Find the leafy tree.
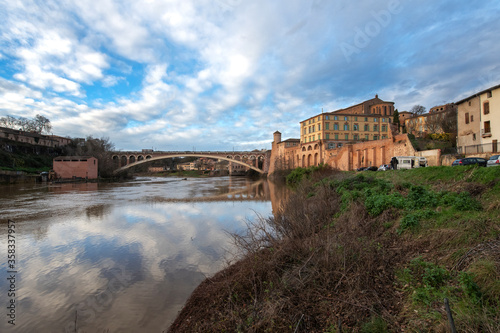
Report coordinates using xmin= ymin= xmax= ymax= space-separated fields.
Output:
xmin=393 ymin=109 xmax=400 ymax=131
xmin=410 ymin=105 xmax=426 ymax=116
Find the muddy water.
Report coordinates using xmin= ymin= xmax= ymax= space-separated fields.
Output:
xmin=0 ymin=177 xmax=281 ymax=332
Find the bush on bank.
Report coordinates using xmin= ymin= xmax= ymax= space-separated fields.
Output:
xmin=169 ymin=166 xmax=500 ymax=332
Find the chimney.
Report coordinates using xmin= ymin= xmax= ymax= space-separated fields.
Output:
xmin=273 ymin=131 xmax=282 ymax=143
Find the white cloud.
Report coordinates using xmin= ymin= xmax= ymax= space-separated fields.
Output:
xmin=0 ymin=0 xmax=499 ymax=150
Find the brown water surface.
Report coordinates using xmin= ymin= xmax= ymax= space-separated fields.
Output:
xmin=0 ymin=176 xmax=281 ymax=332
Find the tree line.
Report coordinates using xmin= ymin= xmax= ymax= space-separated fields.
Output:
xmin=0 ymin=114 xmax=52 ymax=134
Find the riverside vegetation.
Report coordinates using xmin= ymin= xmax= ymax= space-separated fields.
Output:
xmin=169 ymin=165 xmax=500 ymax=332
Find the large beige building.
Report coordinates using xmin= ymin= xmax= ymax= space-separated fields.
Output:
xmin=300 ymin=95 xmax=394 ymax=149
xmin=456 ymin=84 xmax=500 ymax=154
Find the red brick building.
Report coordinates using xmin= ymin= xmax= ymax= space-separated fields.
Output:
xmin=53 ymin=156 xmax=98 ymax=179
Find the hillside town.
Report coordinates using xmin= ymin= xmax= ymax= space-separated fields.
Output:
xmin=269 ymin=83 xmax=499 ymax=174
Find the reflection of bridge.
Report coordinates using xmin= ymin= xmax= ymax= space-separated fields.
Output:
xmin=144 ymin=179 xmax=271 ymax=203
xmin=112 ymin=151 xmax=271 ymax=174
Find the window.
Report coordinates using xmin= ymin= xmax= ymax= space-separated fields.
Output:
xmin=334 ymin=123 xmax=339 ymax=130
xmin=344 ymin=116 xmax=349 ymax=121
xmin=353 ymin=134 xmax=359 ymax=140
xmin=318 ymin=124 xmax=321 ymax=131
xmin=364 ymin=124 xmax=369 ymax=131
xmin=373 ymin=135 xmax=379 ymax=140
xmin=365 ymin=134 xmax=369 ymax=140
xmin=374 ymin=118 xmax=378 ymax=122
xmin=353 ymin=124 xmax=359 ymax=131
xmin=484 ymin=102 xmax=490 ymax=115
xmin=389 ymin=119 xmax=391 ymax=123
xmin=384 ymin=106 xmax=387 ymax=115
xmin=312 ymin=125 xmax=315 ymax=132
xmin=373 ymin=125 xmax=378 ymax=131
xmin=325 ymin=122 xmax=330 ymax=130
xmin=473 ymin=133 xmax=476 ymax=140
xmin=471 ymin=115 xmax=474 ymax=122
xmin=365 ymin=117 xmax=368 ymax=122
xmin=335 ymin=134 xmax=338 ymax=140
xmin=355 ymin=117 xmax=358 ymax=121
xmin=484 ymin=121 xmax=491 ymax=133
xmin=487 ymin=91 xmax=492 ymax=98
xmin=303 ymin=128 xmax=306 ymax=135
xmin=318 ymin=116 xmax=321 ymax=121
xmin=344 ymin=124 xmax=349 ymax=131
xmin=326 ymin=133 xmax=330 ymax=139
xmin=465 ymin=113 xmax=469 ymax=124
xmin=337 ymin=143 xmax=343 ymax=148
xmin=382 ymin=118 xmax=385 ymax=122
xmin=334 ymin=115 xmax=338 ymax=120
xmin=325 ymin=115 xmax=329 ymax=120
xmin=382 ymin=125 xmax=387 ymax=131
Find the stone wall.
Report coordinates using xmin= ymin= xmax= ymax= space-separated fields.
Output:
xmin=269 ymin=132 xmax=417 ymax=174
xmin=415 ymin=149 xmax=441 ymax=166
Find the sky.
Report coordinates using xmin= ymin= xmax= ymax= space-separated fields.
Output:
xmin=1 ymin=0 xmax=499 ymax=151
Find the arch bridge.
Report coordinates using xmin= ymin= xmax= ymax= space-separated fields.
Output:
xmin=111 ymin=150 xmax=270 ymax=174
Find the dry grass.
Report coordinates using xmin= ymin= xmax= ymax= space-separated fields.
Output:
xmin=169 ymin=168 xmax=500 ymax=332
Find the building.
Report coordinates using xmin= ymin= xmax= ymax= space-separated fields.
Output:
xmin=0 ymin=126 xmax=72 ymax=147
xmin=456 ymin=84 xmax=500 ymax=154
xmin=266 ymin=95 xmax=425 ymax=173
xmin=397 ymin=111 xmax=414 ymax=132
xmin=148 ymin=167 xmax=166 ymax=173
xmin=404 ymin=104 xmax=457 ymax=137
xmin=300 ymin=95 xmax=394 ymax=149
xmin=53 ymin=156 xmax=98 ymax=179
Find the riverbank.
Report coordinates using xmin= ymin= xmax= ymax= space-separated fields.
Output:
xmin=169 ymin=166 xmax=500 ymax=332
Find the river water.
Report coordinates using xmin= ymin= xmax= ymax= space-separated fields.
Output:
xmin=0 ymin=176 xmax=283 ymax=332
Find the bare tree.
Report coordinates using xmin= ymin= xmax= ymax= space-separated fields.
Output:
xmin=0 ymin=115 xmax=19 ymax=128
xmin=406 ymin=118 xmax=417 ymax=135
xmin=0 ymin=114 xmax=52 ymax=134
xmin=34 ymin=114 xmax=52 ymax=134
xmin=65 ymin=136 xmax=116 ymax=177
xmin=410 ymin=105 xmax=426 ymax=116
xmin=439 ymin=108 xmax=457 ymax=134
xmin=425 ymin=114 xmax=442 ymax=134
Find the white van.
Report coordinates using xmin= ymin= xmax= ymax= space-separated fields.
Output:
xmin=393 ymin=156 xmax=427 ymax=169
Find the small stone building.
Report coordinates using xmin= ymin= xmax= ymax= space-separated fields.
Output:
xmin=53 ymin=156 xmax=98 ymax=179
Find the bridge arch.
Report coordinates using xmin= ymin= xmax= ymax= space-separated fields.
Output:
xmin=113 ymin=153 xmax=265 ymax=174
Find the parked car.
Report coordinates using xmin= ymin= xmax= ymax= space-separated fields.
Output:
xmin=364 ymin=166 xmax=378 ymax=171
xmin=451 ymin=157 xmax=487 ymax=167
xmin=486 ymin=154 xmax=500 ymax=167
xmin=378 ymin=164 xmax=391 ymax=171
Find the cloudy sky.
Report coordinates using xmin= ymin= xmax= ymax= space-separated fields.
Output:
xmin=1 ymin=0 xmax=499 ymax=151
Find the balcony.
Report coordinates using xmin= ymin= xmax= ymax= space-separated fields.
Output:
xmin=482 ymin=128 xmax=492 ymax=138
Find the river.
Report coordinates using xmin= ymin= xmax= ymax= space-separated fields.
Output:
xmin=0 ymin=176 xmax=284 ymax=332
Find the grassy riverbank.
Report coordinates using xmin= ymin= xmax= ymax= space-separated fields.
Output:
xmin=169 ymin=166 xmax=500 ymax=332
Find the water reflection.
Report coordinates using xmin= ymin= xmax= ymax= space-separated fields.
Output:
xmin=0 ymin=177 xmax=286 ymax=332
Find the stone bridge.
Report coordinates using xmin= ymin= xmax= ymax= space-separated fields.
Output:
xmin=111 ymin=150 xmax=271 ymax=174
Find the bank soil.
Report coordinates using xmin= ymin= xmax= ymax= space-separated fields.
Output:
xmin=169 ymin=168 xmax=500 ymax=332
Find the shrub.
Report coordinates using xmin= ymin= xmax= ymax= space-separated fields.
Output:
xmin=452 ymin=192 xmax=482 ymax=211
